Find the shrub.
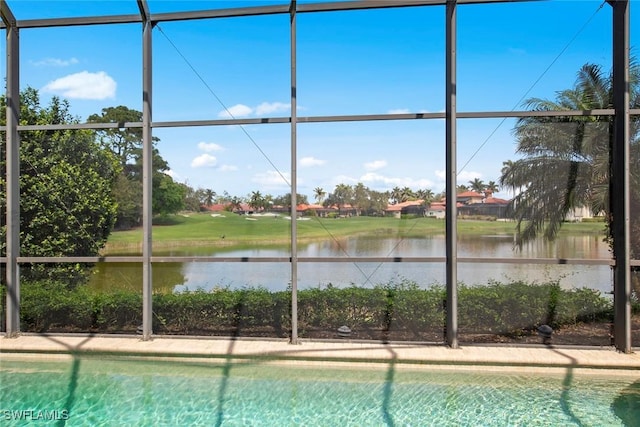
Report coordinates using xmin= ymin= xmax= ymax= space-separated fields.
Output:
xmin=15 ymin=279 xmax=614 ymax=340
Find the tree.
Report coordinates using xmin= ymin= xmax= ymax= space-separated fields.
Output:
xmin=415 ymin=188 xmax=434 ymax=203
xmin=153 ymin=172 xmax=186 ymax=216
xmin=204 ymin=189 xmax=216 ymax=206
xmin=88 ymin=106 xmax=184 ymax=226
xmin=367 ymin=190 xmax=390 ymax=215
xmin=180 ymin=184 xmax=204 ymax=212
xmin=398 ymin=186 xmax=413 ymax=203
xmin=249 ymin=190 xmax=265 ymax=211
xmin=87 ymin=106 xmax=144 ymax=166
xmin=390 ymin=186 xmax=402 ymax=204
xmin=313 ymin=187 xmax=326 ymax=205
xmin=0 ymin=88 xmax=119 ymax=284
xmin=468 ymin=178 xmax=486 ymax=193
xmin=272 ymin=193 xmax=308 ymax=208
xmin=129 ymin=146 xmax=185 ymax=218
xmin=228 ymin=196 xmax=244 ymax=212
xmin=332 ymin=184 xmax=354 ymax=210
xmin=500 ymin=62 xmax=640 ymax=254
xmin=485 ymin=181 xmax=499 ymax=196
xmin=352 ymin=182 xmax=369 ymax=216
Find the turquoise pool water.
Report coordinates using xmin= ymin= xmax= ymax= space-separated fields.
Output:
xmin=1 ymin=356 xmax=639 ymax=426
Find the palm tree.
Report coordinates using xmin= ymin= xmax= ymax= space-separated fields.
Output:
xmin=204 ymin=189 xmax=216 ymax=206
xmin=333 ymin=183 xmax=353 ymax=212
xmin=484 ymin=181 xmax=499 ymax=197
xmin=249 ymin=190 xmax=264 ymax=211
xmin=229 ymin=196 xmax=243 ymax=213
xmin=390 ymin=186 xmax=402 ymax=204
xmin=468 ymin=178 xmax=485 ymax=194
xmin=500 ymin=62 xmax=640 ymax=251
xmin=415 ymin=188 xmax=434 ymax=203
xmin=400 ymin=186 xmax=414 ymax=203
xmin=313 ymin=187 xmax=326 ymax=205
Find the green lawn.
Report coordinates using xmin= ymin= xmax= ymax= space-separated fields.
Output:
xmin=102 ymin=212 xmax=606 ymax=254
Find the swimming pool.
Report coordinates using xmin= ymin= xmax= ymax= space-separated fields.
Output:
xmin=1 ymin=356 xmax=638 ymax=426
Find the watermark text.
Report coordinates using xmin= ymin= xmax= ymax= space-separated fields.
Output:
xmin=2 ymin=409 xmax=69 ymax=421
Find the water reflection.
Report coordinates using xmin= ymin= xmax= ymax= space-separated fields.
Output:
xmin=88 ymin=235 xmax=613 ymax=293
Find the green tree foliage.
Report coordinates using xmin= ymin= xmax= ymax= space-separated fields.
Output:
xmin=330 ymin=183 xmax=354 ymax=208
xmin=456 ymin=184 xmax=468 ymax=193
xmin=272 ymin=193 xmax=308 ymax=208
xmin=87 ymin=106 xmax=144 ymax=166
xmin=313 ymin=187 xmax=326 ymax=205
xmin=390 ymin=186 xmax=402 ymax=204
xmin=204 ymin=189 xmax=216 ymax=206
xmin=0 ymin=88 xmax=119 ymax=284
xmin=87 ymin=105 xmax=184 ymax=227
xmin=468 ymin=178 xmax=486 ymax=193
xmin=500 ymin=63 xmax=640 ymax=253
xmin=324 ymin=183 xmax=390 ymax=216
xmin=249 ymin=190 xmax=265 ymax=211
xmin=415 ymin=188 xmax=434 ymax=203
xmin=181 ymin=184 xmax=204 ymax=212
xmin=153 ymin=172 xmax=185 ymax=216
xmin=485 ymin=181 xmax=499 ymax=195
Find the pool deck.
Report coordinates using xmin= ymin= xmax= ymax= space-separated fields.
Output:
xmin=2 ymin=335 xmax=640 ymax=375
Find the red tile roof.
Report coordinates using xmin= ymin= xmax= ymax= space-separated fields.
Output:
xmin=456 ymin=191 xmax=484 ymax=198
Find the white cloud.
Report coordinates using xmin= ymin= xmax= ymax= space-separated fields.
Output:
xmin=219 ymin=164 xmax=238 ymax=172
xmin=300 ymin=156 xmax=326 ymax=167
xmin=388 ymin=108 xmax=410 ymax=114
xmin=435 ymin=169 xmax=481 ymax=185
xmin=330 ymin=174 xmax=358 ymax=187
xmin=217 ymin=101 xmax=292 ymax=118
xmin=364 ymin=160 xmax=387 ymax=171
xmin=218 ymin=104 xmax=253 ymax=118
xmin=255 ymin=102 xmax=290 ymax=115
xmin=32 ymin=57 xmax=79 ymax=67
xmin=360 ymin=172 xmax=433 ymax=189
xmin=42 ymin=71 xmax=116 ymax=100
xmin=191 ymin=154 xmax=218 ymax=168
xmin=252 ymin=170 xmax=291 ymax=188
xmin=197 ymin=142 xmax=224 ymax=152
xmin=164 ymin=169 xmax=179 ymax=180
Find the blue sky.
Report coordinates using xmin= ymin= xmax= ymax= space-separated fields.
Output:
xmin=1 ymin=0 xmax=633 ymax=200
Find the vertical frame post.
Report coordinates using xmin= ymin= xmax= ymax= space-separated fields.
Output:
xmin=289 ymin=0 xmax=299 ymax=344
xmin=610 ymin=0 xmax=631 ymax=353
xmin=445 ymin=0 xmax=458 ymax=348
xmin=2 ymin=1 xmax=20 ymax=337
xmin=139 ymin=0 xmax=153 ymax=340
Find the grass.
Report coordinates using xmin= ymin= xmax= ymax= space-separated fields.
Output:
xmin=101 ymin=212 xmax=607 ymax=254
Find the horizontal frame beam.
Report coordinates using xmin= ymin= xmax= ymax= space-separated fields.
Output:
xmin=11 ymin=256 xmax=616 ymax=266
xmin=0 ymin=109 xmax=621 ymax=132
xmin=1 ymin=0 xmax=535 ymax=28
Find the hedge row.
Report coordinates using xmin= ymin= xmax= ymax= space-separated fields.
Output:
xmin=5 ymin=279 xmax=620 ymax=341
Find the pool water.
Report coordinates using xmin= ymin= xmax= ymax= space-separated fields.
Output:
xmin=1 ymin=357 xmax=639 ymax=426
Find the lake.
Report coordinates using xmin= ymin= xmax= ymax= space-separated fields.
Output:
xmin=89 ymin=234 xmax=613 ymax=294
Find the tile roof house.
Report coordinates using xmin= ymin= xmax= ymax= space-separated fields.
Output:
xmin=385 ymin=200 xmax=426 ymax=218
xmin=456 ymin=191 xmax=485 ymax=204
xmin=458 ymin=195 xmax=510 ymax=218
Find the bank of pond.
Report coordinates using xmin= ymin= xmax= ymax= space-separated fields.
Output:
xmin=10 ymin=279 xmax=637 ymax=345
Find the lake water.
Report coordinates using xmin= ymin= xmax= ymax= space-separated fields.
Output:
xmin=89 ymin=234 xmax=614 ymax=294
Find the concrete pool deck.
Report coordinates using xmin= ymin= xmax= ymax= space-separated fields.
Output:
xmin=2 ymin=335 xmax=640 ymax=375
